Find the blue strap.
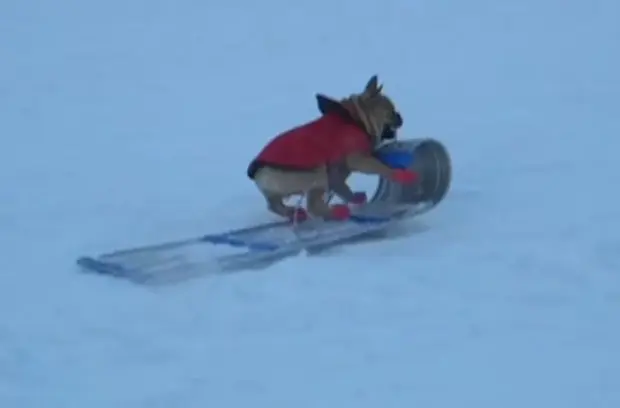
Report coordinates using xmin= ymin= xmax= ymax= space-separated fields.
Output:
xmin=201 ymin=214 xmax=390 ymax=252
xmin=201 ymin=234 xmax=280 ymax=251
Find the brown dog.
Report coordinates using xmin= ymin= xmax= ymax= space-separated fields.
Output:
xmin=249 ymin=75 xmax=409 ymax=220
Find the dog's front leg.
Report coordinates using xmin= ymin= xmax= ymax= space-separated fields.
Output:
xmin=345 ymin=153 xmax=393 ymax=178
xmin=332 ymin=181 xmax=355 ymax=202
xmin=329 ymin=174 xmax=356 ymax=202
xmin=327 ymin=163 xmax=355 ymax=201
xmin=306 ymin=187 xmax=332 ymax=218
xmin=266 ymin=195 xmax=296 ymax=218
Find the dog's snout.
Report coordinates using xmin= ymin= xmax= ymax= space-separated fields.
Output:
xmin=380 ymin=125 xmax=397 ymax=141
xmin=393 ymin=112 xmax=403 ymax=128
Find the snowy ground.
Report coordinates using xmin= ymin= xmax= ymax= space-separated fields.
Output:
xmin=1 ymin=0 xmax=619 ymax=407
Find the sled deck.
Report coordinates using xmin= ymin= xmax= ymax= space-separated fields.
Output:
xmin=76 ymin=202 xmax=431 ymax=285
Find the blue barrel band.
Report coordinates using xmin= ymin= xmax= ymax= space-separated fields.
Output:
xmin=375 ymin=151 xmax=414 ymax=169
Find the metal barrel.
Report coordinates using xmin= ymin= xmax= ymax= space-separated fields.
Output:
xmin=371 ymin=138 xmax=452 ymax=209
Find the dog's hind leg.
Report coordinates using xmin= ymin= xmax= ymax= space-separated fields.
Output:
xmin=265 ymin=194 xmax=298 ymax=218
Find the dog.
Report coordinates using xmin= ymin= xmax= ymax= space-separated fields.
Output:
xmin=247 ymin=75 xmax=417 ymax=221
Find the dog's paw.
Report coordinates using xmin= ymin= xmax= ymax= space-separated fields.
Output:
xmin=328 ymin=204 xmax=351 ymax=220
xmin=287 ymin=208 xmax=308 ymax=222
xmin=349 ymin=191 xmax=367 ymax=205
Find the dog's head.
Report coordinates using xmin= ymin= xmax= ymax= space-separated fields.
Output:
xmin=341 ymin=75 xmax=403 ymax=145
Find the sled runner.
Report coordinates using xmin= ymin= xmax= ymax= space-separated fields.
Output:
xmin=76 ymin=138 xmax=451 ymax=285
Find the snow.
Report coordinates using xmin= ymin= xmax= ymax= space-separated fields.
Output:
xmin=1 ymin=0 xmax=620 ymax=406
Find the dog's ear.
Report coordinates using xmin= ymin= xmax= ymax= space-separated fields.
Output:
xmin=363 ymin=75 xmax=383 ymax=97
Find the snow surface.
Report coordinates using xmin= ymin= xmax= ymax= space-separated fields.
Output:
xmin=2 ymin=0 xmax=620 ymax=406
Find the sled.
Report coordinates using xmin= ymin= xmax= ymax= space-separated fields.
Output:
xmin=76 ymin=138 xmax=452 ymax=285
